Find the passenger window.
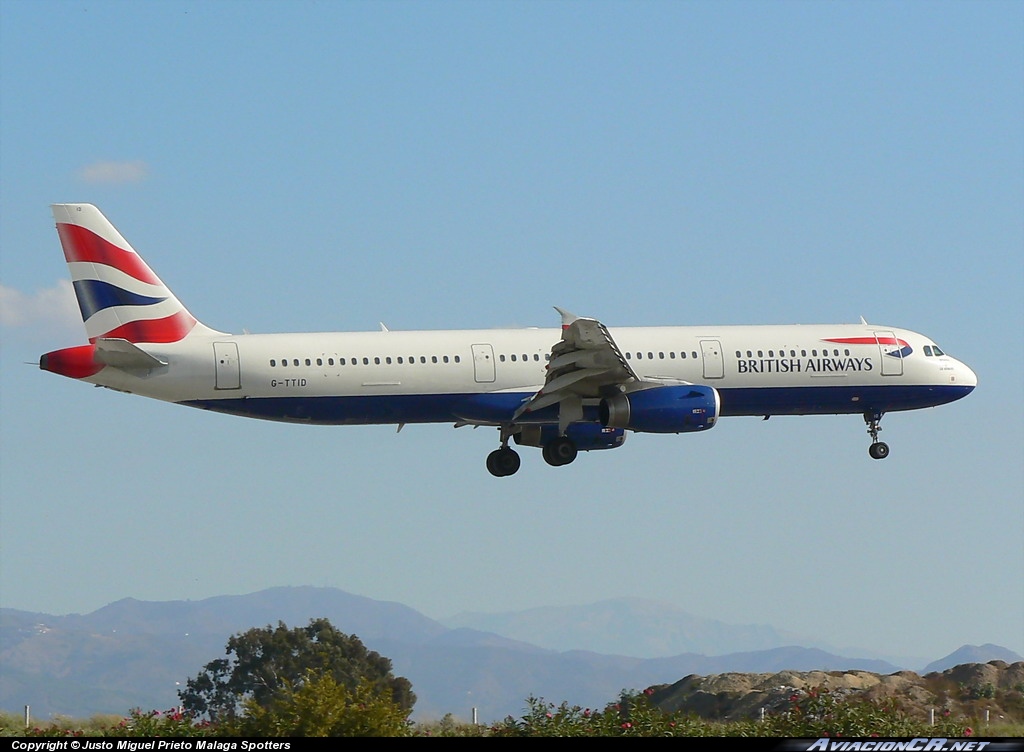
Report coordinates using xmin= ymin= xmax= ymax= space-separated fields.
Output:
xmin=432 ymin=356 xmax=438 ymax=363
xmin=316 ymin=358 xmax=323 ymax=366
xmin=270 ymin=359 xmax=277 ymax=367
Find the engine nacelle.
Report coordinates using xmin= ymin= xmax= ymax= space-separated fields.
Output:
xmin=514 ymin=423 xmax=626 ymax=451
xmin=600 ymin=385 xmax=720 ymax=434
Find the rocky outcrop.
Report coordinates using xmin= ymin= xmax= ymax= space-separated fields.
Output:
xmin=648 ymin=661 xmax=1024 ymax=722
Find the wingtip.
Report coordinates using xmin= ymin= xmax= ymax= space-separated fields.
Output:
xmin=554 ymin=307 xmax=578 ymax=328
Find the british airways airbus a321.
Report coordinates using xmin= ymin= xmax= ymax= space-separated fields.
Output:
xmin=40 ymin=204 xmax=977 ymax=476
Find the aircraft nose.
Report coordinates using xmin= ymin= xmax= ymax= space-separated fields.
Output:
xmin=957 ymin=360 xmax=978 ymax=388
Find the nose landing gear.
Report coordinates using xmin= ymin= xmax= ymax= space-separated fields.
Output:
xmin=864 ymin=410 xmax=890 ymax=460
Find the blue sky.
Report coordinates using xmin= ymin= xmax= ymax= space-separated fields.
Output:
xmin=1 ymin=0 xmax=1021 ymax=666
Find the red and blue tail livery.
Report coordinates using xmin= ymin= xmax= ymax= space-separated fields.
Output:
xmin=51 ymin=203 xmax=215 ymax=344
xmin=41 ymin=203 xmax=977 ymax=475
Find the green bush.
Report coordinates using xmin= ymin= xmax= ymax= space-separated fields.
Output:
xmin=489 ymin=690 xmax=716 ymax=737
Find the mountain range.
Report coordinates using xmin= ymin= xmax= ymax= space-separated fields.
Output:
xmin=1 ymin=586 xmax=1018 ymax=723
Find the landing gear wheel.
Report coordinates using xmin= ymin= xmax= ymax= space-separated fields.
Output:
xmin=486 ymin=447 xmax=521 ymax=477
xmin=542 ymin=436 xmax=578 ymax=467
xmin=869 ymin=441 xmax=890 ymax=460
xmin=863 ymin=410 xmax=889 ymax=460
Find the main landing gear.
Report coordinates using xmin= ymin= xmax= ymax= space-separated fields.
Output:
xmin=486 ymin=425 xmax=521 ymax=477
xmin=485 ymin=427 xmax=579 ymax=476
xmin=486 ymin=445 xmax=521 ymax=477
xmin=863 ymin=410 xmax=890 ymax=460
xmin=541 ymin=435 xmax=578 ymax=467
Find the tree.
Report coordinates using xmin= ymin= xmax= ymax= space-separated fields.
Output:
xmin=230 ymin=672 xmax=412 ymax=737
xmin=179 ymin=618 xmax=414 ymax=722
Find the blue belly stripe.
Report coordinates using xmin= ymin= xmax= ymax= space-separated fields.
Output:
xmin=180 ymin=384 xmax=974 ymax=426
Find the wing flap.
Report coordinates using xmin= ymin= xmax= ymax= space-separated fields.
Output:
xmin=514 ymin=309 xmax=639 ymax=425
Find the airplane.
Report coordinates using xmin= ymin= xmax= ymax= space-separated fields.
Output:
xmin=40 ymin=203 xmax=977 ymax=476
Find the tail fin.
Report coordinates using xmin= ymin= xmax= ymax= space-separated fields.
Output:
xmin=51 ymin=203 xmax=221 ymax=343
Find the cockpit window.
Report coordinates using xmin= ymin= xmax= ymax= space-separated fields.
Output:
xmin=932 ymin=345 xmax=944 ymax=356
xmin=924 ymin=345 xmax=946 ymax=357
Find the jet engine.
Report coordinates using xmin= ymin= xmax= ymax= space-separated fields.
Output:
xmin=600 ymin=384 xmax=719 ymax=433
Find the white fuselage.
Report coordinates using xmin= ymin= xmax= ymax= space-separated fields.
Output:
xmin=79 ymin=322 xmax=977 ymax=426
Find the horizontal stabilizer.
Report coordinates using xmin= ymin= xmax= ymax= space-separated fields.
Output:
xmin=94 ymin=338 xmax=167 ymax=369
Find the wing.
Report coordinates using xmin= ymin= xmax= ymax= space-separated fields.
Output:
xmin=513 ymin=308 xmax=639 ymax=433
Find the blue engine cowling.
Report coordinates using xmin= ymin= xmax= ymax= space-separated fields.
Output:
xmin=600 ymin=385 xmax=720 ymax=433
xmin=514 ymin=423 xmax=626 ymax=451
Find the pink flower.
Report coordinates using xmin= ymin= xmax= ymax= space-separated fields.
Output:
xmin=965 ymin=728 xmax=973 ymax=737
xmin=621 ymin=722 xmax=632 ymax=729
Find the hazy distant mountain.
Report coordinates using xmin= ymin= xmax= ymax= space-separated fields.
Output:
xmin=61 ymin=586 xmax=448 ymax=643
xmin=0 ymin=587 xmax=1014 ymax=723
xmin=923 ymin=643 xmax=1023 ymax=673
xmin=442 ymin=597 xmax=827 ymax=658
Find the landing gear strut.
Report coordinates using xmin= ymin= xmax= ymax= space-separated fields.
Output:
xmin=863 ymin=410 xmax=890 ymax=460
xmin=486 ymin=426 xmax=521 ymax=477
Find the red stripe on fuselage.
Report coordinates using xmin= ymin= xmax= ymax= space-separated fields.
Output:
xmin=824 ymin=336 xmax=908 ymax=347
xmin=56 ymin=223 xmax=161 ymax=285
